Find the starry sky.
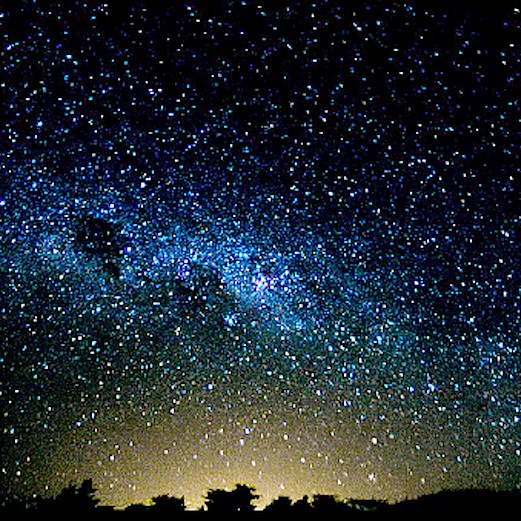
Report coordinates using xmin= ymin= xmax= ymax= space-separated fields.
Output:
xmin=1 ymin=0 xmax=520 ymax=510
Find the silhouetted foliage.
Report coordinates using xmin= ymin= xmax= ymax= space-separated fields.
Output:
xmin=204 ymin=483 xmax=259 ymax=514
xmin=22 ymin=478 xmax=101 ymax=514
xmin=61 ymin=478 xmax=99 ymax=510
xmin=349 ymin=498 xmax=389 ymax=511
xmin=292 ymin=494 xmax=313 ymax=514
xmin=388 ymin=488 xmax=521 ymax=516
xmin=2 ymin=480 xmax=521 ymax=518
xmin=151 ymin=494 xmax=186 ymax=513
xmin=311 ymin=493 xmax=351 ymax=515
xmin=124 ymin=502 xmax=151 ymax=514
xmin=263 ymin=495 xmax=293 ymax=514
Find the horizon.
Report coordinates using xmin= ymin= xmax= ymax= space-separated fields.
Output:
xmin=6 ymin=477 xmax=520 ymax=511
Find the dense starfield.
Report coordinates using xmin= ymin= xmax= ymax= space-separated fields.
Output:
xmin=1 ymin=0 xmax=520 ymax=510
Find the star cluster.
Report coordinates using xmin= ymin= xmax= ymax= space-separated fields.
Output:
xmin=1 ymin=1 xmax=520 ymax=509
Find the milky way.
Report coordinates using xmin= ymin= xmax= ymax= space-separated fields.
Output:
xmin=1 ymin=1 xmax=520 ymax=509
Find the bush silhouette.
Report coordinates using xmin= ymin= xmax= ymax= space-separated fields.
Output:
xmin=151 ymin=494 xmax=186 ymax=513
xmin=58 ymin=479 xmax=99 ymax=510
xmin=311 ymin=493 xmax=350 ymax=514
xmin=34 ymin=478 xmax=100 ymax=513
xmin=263 ymin=495 xmax=293 ymax=514
xmin=204 ymin=483 xmax=259 ymax=513
xmin=2 ymin=479 xmax=521 ymax=516
xmin=292 ymin=494 xmax=313 ymax=514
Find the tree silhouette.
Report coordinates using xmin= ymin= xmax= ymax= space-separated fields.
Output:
xmin=150 ymin=494 xmax=186 ymax=513
xmin=292 ymin=494 xmax=313 ymax=514
xmin=204 ymin=483 xmax=259 ymax=513
xmin=52 ymin=478 xmax=99 ymax=512
xmin=349 ymin=498 xmax=388 ymax=512
xmin=264 ymin=495 xmax=293 ymax=514
xmin=124 ymin=502 xmax=150 ymax=514
xmin=311 ymin=493 xmax=349 ymax=514
xmin=2 ymin=478 xmax=521 ymax=516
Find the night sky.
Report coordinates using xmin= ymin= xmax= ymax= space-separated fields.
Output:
xmin=1 ymin=0 xmax=520 ymax=510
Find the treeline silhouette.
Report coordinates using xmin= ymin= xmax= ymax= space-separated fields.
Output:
xmin=2 ymin=479 xmax=521 ymax=517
